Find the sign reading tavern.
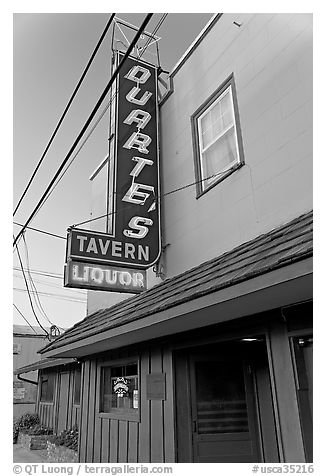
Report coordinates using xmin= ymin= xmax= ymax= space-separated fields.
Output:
xmin=64 ymin=53 xmax=161 ymax=293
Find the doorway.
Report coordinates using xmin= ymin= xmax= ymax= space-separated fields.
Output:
xmin=174 ymin=339 xmax=279 ymax=462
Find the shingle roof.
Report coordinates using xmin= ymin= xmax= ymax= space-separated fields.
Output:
xmin=40 ymin=210 xmax=313 ymax=355
xmin=14 ymin=358 xmax=76 ymax=375
xmin=13 ymin=324 xmax=49 ymax=336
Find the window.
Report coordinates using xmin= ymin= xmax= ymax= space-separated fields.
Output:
xmin=192 ymin=75 xmax=244 ymax=195
xmin=40 ymin=373 xmax=55 ymax=402
xmin=73 ymin=368 xmax=81 ymax=405
xmin=100 ymin=362 xmax=139 ymax=419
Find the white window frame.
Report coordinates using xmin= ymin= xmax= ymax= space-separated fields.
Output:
xmin=192 ymin=76 xmax=244 ymax=196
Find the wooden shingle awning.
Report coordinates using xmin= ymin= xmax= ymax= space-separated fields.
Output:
xmin=14 ymin=358 xmax=77 ymax=376
xmin=39 ymin=211 xmax=313 ymax=359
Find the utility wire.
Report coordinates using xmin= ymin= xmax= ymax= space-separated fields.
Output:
xmin=14 ymin=222 xmax=66 ymax=240
xmin=13 ymin=273 xmax=86 ymax=295
xmin=14 ymin=237 xmax=50 ymax=339
xmin=13 ymin=13 xmax=153 ymax=248
xmin=14 ymin=288 xmax=87 ymax=304
xmin=13 ymin=303 xmax=39 ymax=335
xmin=28 ymin=14 xmax=168 ymax=225
xmin=13 ymin=13 xmax=116 ymax=217
xmin=72 ymin=170 xmax=229 ymax=228
xmin=22 ymin=234 xmax=55 ymax=327
xmin=13 ymin=266 xmax=63 ymax=279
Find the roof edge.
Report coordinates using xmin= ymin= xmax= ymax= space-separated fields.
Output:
xmin=169 ymin=13 xmax=223 ymax=78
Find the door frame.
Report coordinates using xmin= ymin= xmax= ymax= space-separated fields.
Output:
xmin=174 ymin=335 xmax=280 ymax=462
xmin=188 ymin=349 xmax=262 ymax=463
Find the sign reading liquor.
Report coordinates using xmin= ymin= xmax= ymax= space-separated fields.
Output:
xmin=66 ymin=52 xmax=161 ymax=272
xmin=64 ymin=260 xmax=146 ymax=294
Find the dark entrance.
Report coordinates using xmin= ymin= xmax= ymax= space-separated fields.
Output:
xmin=175 ymin=339 xmax=279 ymax=463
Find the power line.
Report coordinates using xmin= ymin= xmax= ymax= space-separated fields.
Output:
xmin=22 ymin=234 xmax=55 ymax=327
xmin=13 ymin=273 xmax=86 ymax=295
xmin=13 ymin=222 xmax=66 ymax=240
xmin=17 ymin=13 xmax=166 ymax=231
xmin=13 ymin=266 xmax=63 ymax=280
xmin=13 ymin=13 xmax=116 ymax=217
xmin=13 ymin=13 xmax=153 ymax=248
xmin=14 ymin=288 xmax=87 ymax=304
xmin=14 ymin=237 xmax=50 ymax=339
xmin=72 ymin=170 xmax=229 ymax=228
xmin=13 ymin=303 xmax=40 ymax=335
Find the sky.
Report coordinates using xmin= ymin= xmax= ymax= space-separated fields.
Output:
xmin=12 ymin=12 xmax=213 ymax=332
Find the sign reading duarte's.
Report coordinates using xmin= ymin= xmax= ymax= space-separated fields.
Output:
xmin=64 ymin=52 xmax=161 ymax=293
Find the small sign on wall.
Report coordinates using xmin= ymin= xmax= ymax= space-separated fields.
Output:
xmin=13 ymin=382 xmax=26 ymax=400
xmin=146 ymin=372 xmax=166 ymax=400
xmin=13 ymin=343 xmax=22 ymax=355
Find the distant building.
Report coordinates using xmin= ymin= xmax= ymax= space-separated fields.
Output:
xmin=14 ymin=357 xmax=81 ymax=433
xmin=18 ymin=13 xmax=312 ymax=463
xmin=13 ymin=325 xmax=48 ymax=418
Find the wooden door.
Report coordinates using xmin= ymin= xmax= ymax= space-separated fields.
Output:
xmin=189 ymin=352 xmax=261 ymax=463
xmin=57 ymin=372 xmax=69 ymax=434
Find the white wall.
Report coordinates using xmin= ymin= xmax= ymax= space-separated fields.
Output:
xmin=160 ymin=13 xmax=312 ymax=278
xmin=87 ymin=13 xmax=312 ymax=311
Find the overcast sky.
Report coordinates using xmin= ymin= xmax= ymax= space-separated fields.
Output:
xmin=13 ymin=12 xmax=213 ymax=331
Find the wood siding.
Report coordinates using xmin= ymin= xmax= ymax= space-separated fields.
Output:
xmin=36 ymin=366 xmax=81 ymax=433
xmin=79 ymin=346 xmax=175 ymax=463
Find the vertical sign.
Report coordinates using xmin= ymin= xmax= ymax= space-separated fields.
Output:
xmin=109 ymin=51 xmax=161 ymax=267
xmin=65 ymin=53 xmax=161 ymax=291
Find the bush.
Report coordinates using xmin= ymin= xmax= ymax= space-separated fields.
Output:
xmin=13 ymin=413 xmax=53 ymax=443
xmin=27 ymin=424 xmax=53 ymax=436
xmin=16 ymin=413 xmax=39 ymax=430
xmin=47 ymin=425 xmax=79 ymax=452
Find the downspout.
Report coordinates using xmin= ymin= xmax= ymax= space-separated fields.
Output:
xmin=17 ymin=374 xmax=38 ymax=385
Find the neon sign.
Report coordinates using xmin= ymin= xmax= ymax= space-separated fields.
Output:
xmin=64 ymin=260 xmax=147 ymax=294
xmin=65 ymin=53 xmax=161 ymax=273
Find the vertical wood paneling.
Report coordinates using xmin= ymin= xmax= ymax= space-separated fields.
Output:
xmin=128 ymin=422 xmax=138 ymax=462
xmin=150 ymin=347 xmax=164 ymax=462
xmin=54 ymin=372 xmax=60 ymax=433
xmin=101 ymin=419 xmax=110 ymax=463
xmin=163 ymin=348 xmax=175 ymax=462
xmin=118 ymin=420 xmax=128 ymax=462
xmin=45 ymin=405 xmax=49 ymax=427
xmin=39 ymin=404 xmax=43 ymax=424
xmin=86 ymin=360 xmax=97 ymax=462
xmin=67 ymin=371 xmax=73 ymax=429
xmin=49 ymin=406 xmax=53 ymax=429
xmin=109 ymin=419 xmax=119 ymax=462
xmin=76 ymin=406 xmax=80 ymax=427
xmin=267 ymin=319 xmax=305 ymax=462
xmin=138 ymin=350 xmax=150 ymax=462
xmin=80 ymin=361 xmax=91 ymax=463
xmin=93 ymin=365 xmax=102 ymax=463
xmin=78 ymin=363 xmax=85 ymax=464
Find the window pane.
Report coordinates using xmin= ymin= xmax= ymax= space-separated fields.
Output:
xmin=201 ymin=112 xmax=214 ymax=149
xmin=201 ymin=89 xmax=234 ymax=150
xmin=100 ymin=363 xmax=139 ymax=414
xmin=202 ymin=127 xmax=237 ymax=184
xmin=195 ymin=361 xmax=249 ymax=434
xmin=40 ymin=373 xmax=55 ymax=402
xmin=220 ymin=93 xmax=233 ymax=129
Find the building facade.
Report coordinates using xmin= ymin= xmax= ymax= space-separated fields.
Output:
xmin=13 ymin=325 xmax=50 ymax=418
xmin=32 ymin=13 xmax=312 ymax=463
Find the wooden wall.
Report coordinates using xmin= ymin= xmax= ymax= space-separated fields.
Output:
xmin=79 ymin=345 xmax=175 ymax=463
xmin=36 ymin=365 xmax=80 ymax=434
